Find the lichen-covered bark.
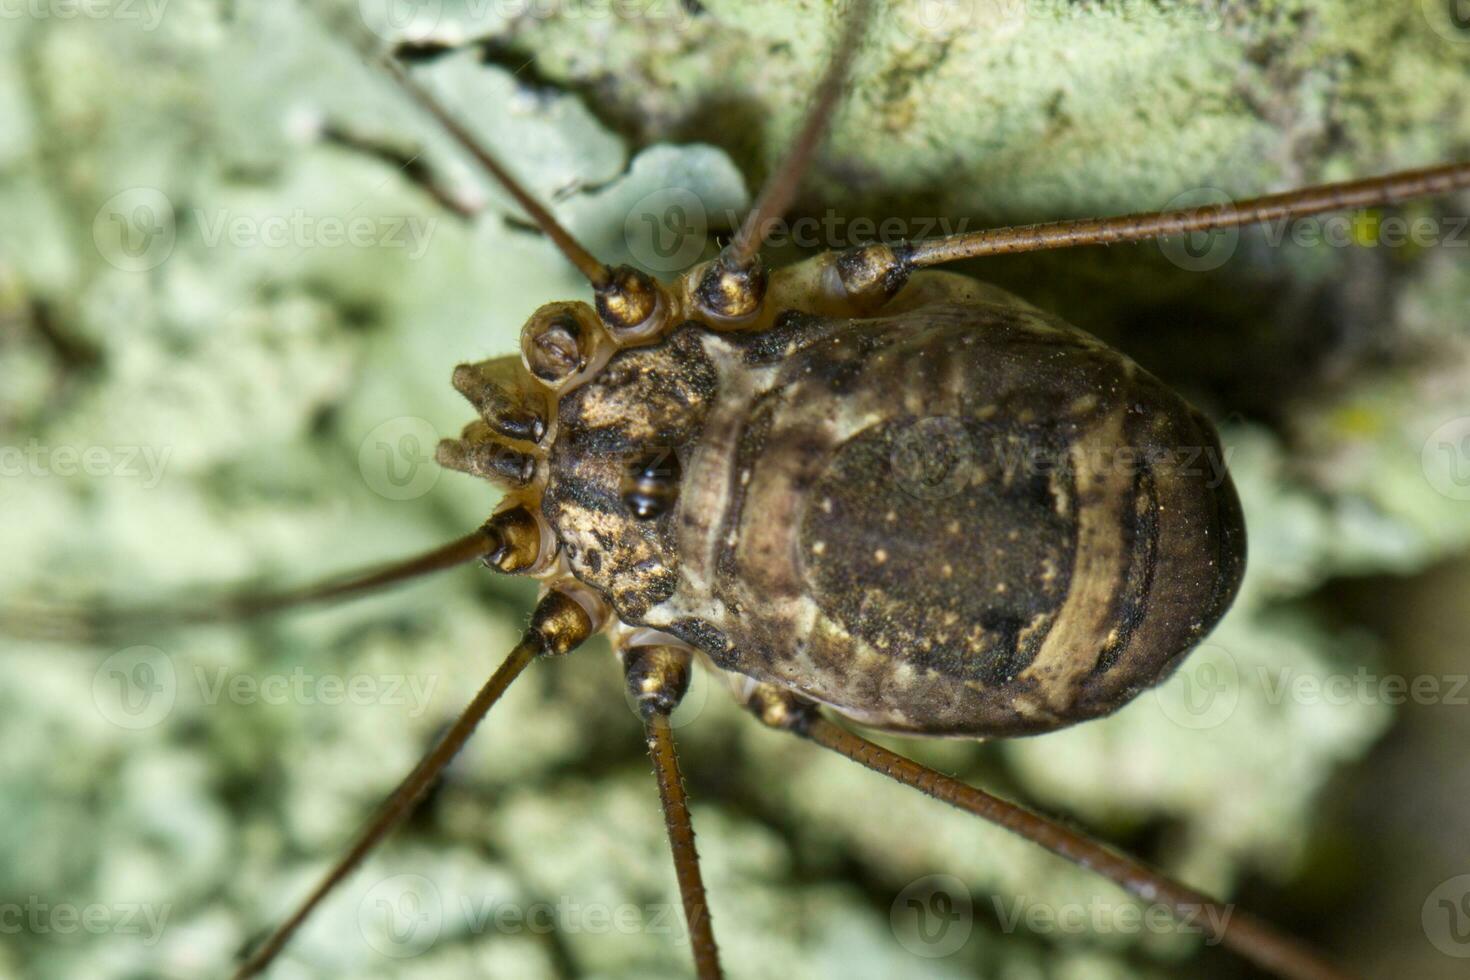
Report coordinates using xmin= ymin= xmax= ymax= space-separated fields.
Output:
xmin=0 ymin=2 xmax=1467 ymax=977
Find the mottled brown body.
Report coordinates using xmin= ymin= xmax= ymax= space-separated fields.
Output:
xmin=444 ymin=259 xmax=1245 ymax=738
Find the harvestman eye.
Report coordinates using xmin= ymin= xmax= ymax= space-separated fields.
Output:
xmin=6 ymin=3 xmax=1469 ymax=980
xmin=622 ymin=451 xmax=682 ymax=520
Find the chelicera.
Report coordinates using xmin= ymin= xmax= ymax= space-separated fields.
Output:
xmin=15 ymin=5 xmax=1470 ymax=979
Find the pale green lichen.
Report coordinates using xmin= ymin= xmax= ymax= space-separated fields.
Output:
xmin=1 ymin=2 xmax=1468 ymax=978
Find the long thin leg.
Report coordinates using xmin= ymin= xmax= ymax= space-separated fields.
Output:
xmin=319 ymin=121 xmax=484 ymax=219
xmin=722 ymin=0 xmax=875 ymax=270
xmin=903 ymin=160 xmax=1470 ymax=266
xmin=2 ymin=528 xmax=499 ymax=643
xmin=299 ymin=2 xmax=609 ymax=285
xmin=645 ymin=715 xmax=721 ymax=980
xmin=744 ymin=687 xmax=1353 ymax=980
xmin=371 ymin=52 xmax=611 ymax=287
xmin=233 ymin=589 xmax=594 ymax=979
xmin=626 ymin=646 xmax=722 ymax=980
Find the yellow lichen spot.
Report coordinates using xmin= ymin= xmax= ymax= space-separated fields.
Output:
xmin=1350 ymin=209 xmax=1381 ymax=247
xmin=812 ymin=540 xmax=827 ymax=556
xmin=941 ymin=562 xmax=954 ymax=578
xmin=1332 ymin=404 xmax=1382 ymax=437
xmin=873 ymin=548 xmax=889 ymax=564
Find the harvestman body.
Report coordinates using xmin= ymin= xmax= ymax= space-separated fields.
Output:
xmin=16 ymin=5 xmax=1470 ymax=979
xmin=454 ymin=261 xmax=1245 ymax=738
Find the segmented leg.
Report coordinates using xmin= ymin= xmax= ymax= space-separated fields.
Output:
xmin=2 ymin=528 xmax=499 ymax=644
xmin=626 ymin=646 xmax=722 ymax=980
xmin=744 ymin=685 xmax=1355 ymax=980
xmin=317 ymin=121 xmax=485 ymax=219
xmin=232 ymin=590 xmax=594 ymax=978
xmin=721 ymin=0 xmax=875 ymax=271
xmin=899 ymin=160 xmax=1470 ymax=266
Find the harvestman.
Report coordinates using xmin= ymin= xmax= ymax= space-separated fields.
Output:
xmin=13 ymin=4 xmax=1470 ymax=979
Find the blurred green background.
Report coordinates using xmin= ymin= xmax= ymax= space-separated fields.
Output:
xmin=1 ymin=1 xmax=1469 ymax=977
